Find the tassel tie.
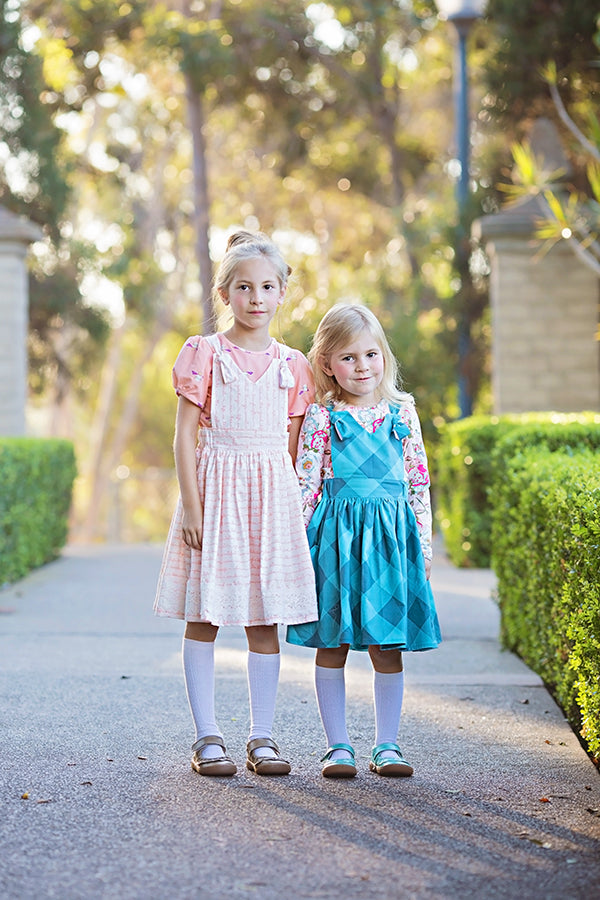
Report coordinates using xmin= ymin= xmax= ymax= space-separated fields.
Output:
xmin=214 ymin=350 xmax=238 ymax=384
xmin=279 ymin=358 xmax=295 ymax=389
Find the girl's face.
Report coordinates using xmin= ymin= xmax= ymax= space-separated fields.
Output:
xmin=220 ymin=256 xmax=285 ymax=336
xmin=323 ymin=330 xmax=384 ymax=406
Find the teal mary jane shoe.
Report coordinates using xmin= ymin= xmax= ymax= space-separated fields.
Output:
xmin=369 ymin=742 xmax=413 ymax=777
xmin=321 ymin=743 xmax=357 ymax=778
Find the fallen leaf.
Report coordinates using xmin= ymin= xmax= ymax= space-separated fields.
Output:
xmin=66 ymin=763 xmax=77 ymax=767
xmin=539 ymin=797 xmax=550 ymax=803
xmin=586 ymin=807 xmax=600 ymax=817
xmin=21 ymin=792 xmax=29 ymax=800
xmin=80 ymin=781 xmax=92 ymax=786
xmin=36 ymin=799 xmax=52 ymax=804
xmin=544 ymin=740 xmax=553 ymax=745
xmin=519 ymin=699 xmax=529 ymax=705
xmin=106 ymin=757 xmax=114 ymax=762
xmin=137 ymin=756 xmax=148 ymax=760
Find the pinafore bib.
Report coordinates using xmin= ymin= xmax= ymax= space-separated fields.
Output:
xmin=154 ymin=334 xmax=317 ymax=627
xmin=287 ymin=406 xmax=441 ymax=651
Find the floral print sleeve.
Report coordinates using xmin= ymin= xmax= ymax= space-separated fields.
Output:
xmin=295 ymin=403 xmax=333 ymax=526
xmin=399 ymin=399 xmax=433 ymax=561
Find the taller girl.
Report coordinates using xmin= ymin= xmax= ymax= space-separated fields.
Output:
xmin=287 ymin=304 xmax=441 ymax=778
xmin=154 ymin=231 xmax=317 ymax=777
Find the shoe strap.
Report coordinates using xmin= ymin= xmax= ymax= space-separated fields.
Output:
xmin=247 ymin=737 xmax=279 ymax=754
xmin=321 ymin=743 xmax=355 ymax=762
xmin=372 ymin=742 xmax=404 ymax=763
xmin=192 ymin=734 xmax=226 ymax=754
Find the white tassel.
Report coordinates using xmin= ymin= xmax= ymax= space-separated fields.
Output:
xmin=279 ymin=360 xmax=295 ymax=389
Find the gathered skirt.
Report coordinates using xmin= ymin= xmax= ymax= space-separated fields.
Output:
xmin=287 ymin=490 xmax=441 ymax=651
xmin=154 ymin=435 xmax=317 ymax=627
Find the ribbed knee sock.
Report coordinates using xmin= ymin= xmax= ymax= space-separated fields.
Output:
xmin=373 ymin=670 xmax=405 ymax=752
xmin=182 ymin=637 xmax=223 ymax=759
xmin=247 ymin=650 xmax=280 ymax=759
xmin=315 ymin=665 xmax=352 ymax=760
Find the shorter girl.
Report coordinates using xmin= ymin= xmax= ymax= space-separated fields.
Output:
xmin=287 ymin=304 xmax=441 ymax=778
xmin=154 ymin=231 xmax=317 ymax=777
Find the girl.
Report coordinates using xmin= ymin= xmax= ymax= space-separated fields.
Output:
xmin=154 ymin=231 xmax=317 ymax=777
xmin=287 ymin=304 xmax=441 ymax=778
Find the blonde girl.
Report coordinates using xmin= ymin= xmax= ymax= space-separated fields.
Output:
xmin=154 ymin=231 xmax=317 ymax=777
xmin=287 ymin=303 xmax=441 ymax=778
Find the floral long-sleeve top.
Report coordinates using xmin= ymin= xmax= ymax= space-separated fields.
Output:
xmin=295 ymin=398 xmax=433 ymax=561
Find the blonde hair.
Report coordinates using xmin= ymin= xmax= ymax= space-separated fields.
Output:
xmin=309 ymin=303 xmax=411 ymax=406
xmin=212 ymin=230 xmax=292 ymax=305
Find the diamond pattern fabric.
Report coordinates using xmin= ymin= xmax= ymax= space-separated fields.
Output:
xmin=287 ymin=408 xmax=441 ymax=652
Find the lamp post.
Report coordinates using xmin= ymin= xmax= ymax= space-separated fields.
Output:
xmin=436 ymin=0 xmax=486 ymax=418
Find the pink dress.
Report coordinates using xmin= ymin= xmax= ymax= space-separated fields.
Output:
xmin=153 ymin=333 xmax=318 ymax=626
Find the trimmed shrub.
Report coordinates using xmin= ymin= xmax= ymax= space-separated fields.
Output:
xmin=0 ymin=438 xmax=77 ymax=585
xmin=491 ymin=448 xmax=600 ymax=762
xmin=435 ymin=412 xmax=600 ymax=567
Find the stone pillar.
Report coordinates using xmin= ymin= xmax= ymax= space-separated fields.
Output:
xmin=0 ymin=206 xmax=42 ymax=436
xmin=473 ymin=121 xmax=600 ymax=414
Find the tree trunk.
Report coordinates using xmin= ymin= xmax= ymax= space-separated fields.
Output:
xmin=185 ymin=76 xmax=216 ymax=334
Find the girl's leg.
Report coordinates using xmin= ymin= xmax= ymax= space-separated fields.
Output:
xmin=183 ymin=622 xmax=224 ymax=759
xmin=245 ymin=625 xmax=281 ymax=760
xmin=315 ymin=645 xmax=352 ymax=760
xmin=369 ymin=646 xmax=411 ymax=769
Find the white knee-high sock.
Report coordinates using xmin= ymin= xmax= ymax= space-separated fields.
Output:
xmin=182 ymin=637 xmax=223 ymax=758
xmin=247 ymin=651 xmax=280 ymax=757
xmin=373 ymin=670 xmax=405 ymax=747
xmin=315 ymin=665 xmax=351 ymax=759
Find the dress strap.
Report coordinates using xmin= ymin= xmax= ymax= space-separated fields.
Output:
xmin=206 ymin=333 xmax=238 ymax=384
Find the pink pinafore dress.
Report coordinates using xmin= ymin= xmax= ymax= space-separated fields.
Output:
xmin=153 ymin=334 xmax=318 ymax=626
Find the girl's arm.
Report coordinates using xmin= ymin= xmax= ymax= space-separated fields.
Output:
xmin=288 ymin=415 xmax=304 ymax=466
xmin=295 ymin=404 xmax=331 ymax=527
xmin=401 ymin=401 xmax=433 ymax=576
xmin=174 ymin=395 xmax=203 ymax=550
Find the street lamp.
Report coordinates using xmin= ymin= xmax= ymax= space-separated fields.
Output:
xmin=436 ymin=0 xmax=486 ymax=418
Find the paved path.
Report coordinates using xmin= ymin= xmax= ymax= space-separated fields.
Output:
xmin=0 ymin=541 xmax=599 ymax=899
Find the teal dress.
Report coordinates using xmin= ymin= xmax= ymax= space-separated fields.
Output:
xmin=287 ymin=407 xmax=441 ymax=652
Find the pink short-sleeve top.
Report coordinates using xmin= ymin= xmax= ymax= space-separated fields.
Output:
xmin=172 ymin=333 xmax=315 ymax=428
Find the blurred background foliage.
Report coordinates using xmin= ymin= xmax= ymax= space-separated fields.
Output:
xmin=0 ymin=0 xmax=597 ymax=540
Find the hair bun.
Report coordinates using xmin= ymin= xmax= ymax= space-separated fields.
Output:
xmin=226 ymin=230 xmax=254 ymax=250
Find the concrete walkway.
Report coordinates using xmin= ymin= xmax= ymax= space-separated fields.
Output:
xmin=0 ymin=541 xmax=599 ymax=899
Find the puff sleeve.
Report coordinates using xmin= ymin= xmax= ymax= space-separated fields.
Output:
xmin=285 ymin=349 xmax=315 ymax=417
xmin=172 ymin=335 xmax=213 ymax=409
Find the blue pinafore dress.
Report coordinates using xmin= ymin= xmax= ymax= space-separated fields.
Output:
xmin=287 ymin=406 xmax=442 ymax=652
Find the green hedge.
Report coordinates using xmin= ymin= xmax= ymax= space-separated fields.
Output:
xmin=491 ymin=448 xmax=600 ymax=762
xmin=0 ymin=438 xmax=77 ymax=585
xmin=435 ymin=413 xmax=600 ymax=567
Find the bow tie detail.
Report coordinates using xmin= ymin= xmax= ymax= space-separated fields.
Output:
xmin=215 ymin=351 xmax=238 ymax=384
xmin=391 ymin=413 xmax=410 ymax=441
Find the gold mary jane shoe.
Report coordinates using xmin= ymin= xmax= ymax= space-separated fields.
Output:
xmin=246 ymin=738 xmax=291 ymax=776
xmin=191 ymin=735 xmax=237 ymax=776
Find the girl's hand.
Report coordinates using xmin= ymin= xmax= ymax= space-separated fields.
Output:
xmin=182 ymin=509 xmax=203 ymax=550
xmin=424 ymin=558 xmax=432 ymax=581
